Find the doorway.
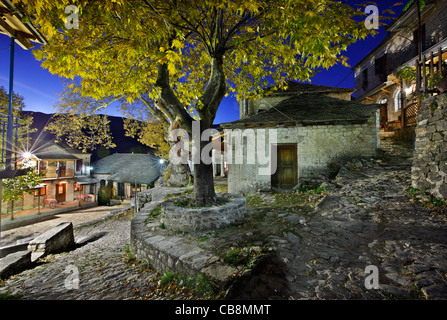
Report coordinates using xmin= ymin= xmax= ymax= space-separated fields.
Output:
xmin=379 ymin=104 xmax=388 ymax=130
xmin=271 ymin=143 xmax=297 ymax=189
xmin=118 ymin=183 xmax=125 ymax=197
xmin=56 ymin=183 xmax=66 ymax=203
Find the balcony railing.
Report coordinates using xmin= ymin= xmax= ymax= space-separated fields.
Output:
xmin=388 ymin=36 xmax=440 ymax=73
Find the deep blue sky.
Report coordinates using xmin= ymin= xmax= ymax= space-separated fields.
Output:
xmin=0 ymin=1 xmax=405 ymax=125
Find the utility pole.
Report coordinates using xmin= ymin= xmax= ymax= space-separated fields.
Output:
xmin=6 ymin=36 xmax=15 ymax=172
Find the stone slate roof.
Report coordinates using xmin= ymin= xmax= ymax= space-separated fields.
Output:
xmin=92 ymin=153 xmax=163 ymax=185
xmin=264 ymin=80 xmax=354 ymax=96
xmin=33 ymin=142 xmax=80 ymax=160
xmin=221 ymin=93 xmax=381 ymax=128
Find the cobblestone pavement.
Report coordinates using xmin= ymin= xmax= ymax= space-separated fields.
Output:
xmin=0 ymin=214 xmax=161 ymax=299
xmin=274 ymin=141 xmax=447 ymax=299
xmin=1 ymin=141 xmax=446 ymax=300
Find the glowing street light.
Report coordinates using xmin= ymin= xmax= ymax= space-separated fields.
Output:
xmin=21 ymin=151 xmax=32 ymax=159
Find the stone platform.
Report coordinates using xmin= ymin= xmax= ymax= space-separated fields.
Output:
xmin=130 ymin=188 xmax=251 ymax=291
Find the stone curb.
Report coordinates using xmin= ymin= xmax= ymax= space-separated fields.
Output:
xmin=130 ymin=189 xmax=249 ymax=291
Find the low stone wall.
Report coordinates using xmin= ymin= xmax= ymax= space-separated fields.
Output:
xmin=412 ymin=94 xmax=447 ymax=200
xmin=28 ymin=222 xmax=75 ymax=261
xmin=130 ymin=201 xmax=245 ymax=290
xmin=160 ymin=194 xmax=247 ymax=233
xmin=0 ymin=251 xmax=32 ymax=279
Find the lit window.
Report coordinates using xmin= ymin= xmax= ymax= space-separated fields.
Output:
xmin=34 ymin=185 xmax=47 ymax=197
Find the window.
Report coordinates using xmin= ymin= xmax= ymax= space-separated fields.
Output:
xmin=74 ymin=183 xmax=83 ymax=192
xmin=39 ymin=160 xmax=47 ymax=173
xmin=362 ymin=68 xmax=368 ymax=90
xmin=395 ymin=91 xmax=402 ymax=111
xmin=34 ymin=185 xmax=47 ymax=197
xmin=375 ymin=54 xmax=387 ymax=82
xmin=76 ymin=159 xmax=83 ymax=172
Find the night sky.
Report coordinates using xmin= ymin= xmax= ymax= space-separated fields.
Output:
xmin=0 ymin=1 xmax=406 ymax=125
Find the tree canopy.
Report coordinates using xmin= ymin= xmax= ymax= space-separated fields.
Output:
xmin=20 ymin=0 xmax=378 ymax=128
xmin=15 ymin=0 xmax=387 ymax=205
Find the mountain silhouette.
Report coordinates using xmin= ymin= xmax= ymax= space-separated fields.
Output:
xmin=22 ymin=111 xmax=154 ymax=163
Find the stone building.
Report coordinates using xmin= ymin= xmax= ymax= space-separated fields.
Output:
xmin=91 ymin=153 xmax=164 ymax=199
xmin=353 ymin=0 xmax=447 ymax=131
xmin=220 ymin=82 xmax=380 ymax=195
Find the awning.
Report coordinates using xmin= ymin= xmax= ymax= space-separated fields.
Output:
xmin=75 ymin=177 xmax=99 ymax=185
xmin=31 ymin=184 xmax=46 ymax=189
xmin=0 ymin=0 xmax=46 ymax=49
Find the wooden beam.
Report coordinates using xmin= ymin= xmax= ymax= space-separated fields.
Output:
xmin=415 ymin=59 xmax=420 ymax=92
xmin=439 ymin=47 xmax=443 ymax=74
xmin=0 ymin=16 xmax=32 ymax=50
xmin=430 ymin=51 xmax=434 ymax=76
xmin=422 ymin=55 xmax=427 ymax=94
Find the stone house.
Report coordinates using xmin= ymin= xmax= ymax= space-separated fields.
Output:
xmin=353 ymin=0 xmax=447 ymax=132
xmin=220 ymin=82 xmax=380 ymax=194
xmin=1 ymin=142 xmax=95 ymax=213
xmin=90 ymin=153 xmax=164 ymax=199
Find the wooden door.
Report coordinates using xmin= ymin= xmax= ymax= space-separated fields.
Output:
xmin=56 ymin=183 xmax=66 ymax=203
xmin=118 ymin=183 xmax=125 ymax=197
xmin=271 ymin=144 xmax=297 ymax=189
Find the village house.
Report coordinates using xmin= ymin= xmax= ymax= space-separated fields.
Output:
xmin=90 ymin=153 xmax=164 ymax=199
xmin=220 ymin=81 xmax=381 ymax=195
xmin=1 ymin=141 xmax=96 ymax=213
xmin=353 ymin=0 xmax=447 ymax=133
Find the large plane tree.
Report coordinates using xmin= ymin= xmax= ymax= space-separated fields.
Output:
xmin=18 ymin=0 xmax=382 ymax=206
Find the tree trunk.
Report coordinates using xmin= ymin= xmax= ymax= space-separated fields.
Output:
xmin=166 ymin=161 xmax=191 ymax=187
xmin=191 ymin=138 xmax=216 ymax=207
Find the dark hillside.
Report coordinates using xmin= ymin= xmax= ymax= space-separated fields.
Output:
xmin=22 ymin=111 xmax=153 ymax=162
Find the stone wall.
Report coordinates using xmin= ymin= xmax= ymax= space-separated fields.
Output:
xmin=412 ymin=94 xmax=447 ymax=199
xmin=160 ymin=194 xmax=246 ymax=232
xmin=228 ymin=112 xmax=379 ymax=194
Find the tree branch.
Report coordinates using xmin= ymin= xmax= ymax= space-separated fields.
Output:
xmin=198 ymin=55 xmax=226 ymax=127
xmin=155 ymin=62 xmax=193 ymax=132
xmin=139 ymin=94 xmax=172 ymax=125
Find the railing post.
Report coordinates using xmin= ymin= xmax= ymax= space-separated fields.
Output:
xmin=430 ymin=51 xmax=434 ymax=77
xmin=439 ymin=47 xmax=443 ymax=74
xmin=416 ymin=59 xmax=420 ymax=92
xmin=422 ymin=55 xmax=427 ymax=95
xmin=401 ymin=82 xmax=406 ymax=128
